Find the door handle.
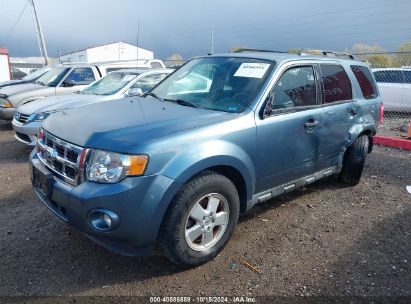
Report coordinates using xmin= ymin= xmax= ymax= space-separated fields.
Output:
xmin=304 ymin=119 xmax=319 ymax=133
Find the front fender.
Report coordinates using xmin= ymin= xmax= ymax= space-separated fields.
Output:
xmin=160 ymin=139 xmax=256 ymax=202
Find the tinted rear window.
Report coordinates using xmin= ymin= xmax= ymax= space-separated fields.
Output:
xmin=350 ymin=65 xmax=378 ymax=99
xmin=320 ymin=65 xmax=352 ymax=104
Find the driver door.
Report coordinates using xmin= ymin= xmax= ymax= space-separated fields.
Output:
xmin=255 ymin=64 xmax=324 ymax=193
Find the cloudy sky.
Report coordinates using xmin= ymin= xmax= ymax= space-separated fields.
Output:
xmin=0 ymin=0 xmax=410 ymax=59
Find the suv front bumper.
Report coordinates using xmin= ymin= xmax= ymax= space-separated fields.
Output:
xmin=29 ymin=150 xmax=182 ymax=256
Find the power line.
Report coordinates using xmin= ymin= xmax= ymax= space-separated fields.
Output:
xmin=213 ymin=19 xmax=411 ymax=44
xmin=165 ymin=0 xmax=410 ymax=40
xmin=214 ymin=11 xmax=411 ymax=40
xmin=217 ymin=0 xmax=410 ymax=28
xmin=3 ymin=0 xmax=29 ymax=45
xmin=171 ymin=8 xmax=411 ymax=45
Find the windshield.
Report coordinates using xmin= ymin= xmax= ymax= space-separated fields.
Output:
xmin=22 ymin=65 xmax=51 ymax=81
xmin=150 ymin=57 xmax=273 ymax=112
xmin=81 ymin=72 xmax=138 ymax=95
xmin=35 ymin=67 xmax=70 ymax=87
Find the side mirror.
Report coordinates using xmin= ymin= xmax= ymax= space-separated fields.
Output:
xmin=127 ymin=87 xmax=143 ymax=97
xmin=62 ymin=79 xmax=76 ymax=87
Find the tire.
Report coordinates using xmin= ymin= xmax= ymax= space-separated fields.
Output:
xmin=159 ymin=172 xmax=240 ymax=266
xmin=338 ymin=135 xmax=369 ymax=186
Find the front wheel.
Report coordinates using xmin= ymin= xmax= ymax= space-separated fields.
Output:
xmin=159 ymin=172 xmax=240 ymax=266
xmin=338 ymin=135 xmax=369 ymax=186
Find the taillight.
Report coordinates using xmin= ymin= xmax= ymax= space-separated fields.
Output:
xmin=379 ymin=102 xmax=384 ymax=123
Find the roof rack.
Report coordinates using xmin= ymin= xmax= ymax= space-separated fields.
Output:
xmin=232 ymin=47 xmax=356 ymax=59
xmin=232 ymin=48 xmax=287 ymax=54
xmin=299 ymin=49 xmax=355 ymax=59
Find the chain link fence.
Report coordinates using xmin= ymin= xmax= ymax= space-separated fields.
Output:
xmin=354 ymin=51 xmax=411 ymax=137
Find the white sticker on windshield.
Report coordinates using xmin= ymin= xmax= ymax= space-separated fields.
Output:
xmin=234 ymin=63 xmax=270 ymax=78
xmin=122 ymin=75 xmax=136 ymax=82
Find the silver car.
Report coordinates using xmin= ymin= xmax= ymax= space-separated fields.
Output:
xmin=373 ymin=68 xmax=411 ymax=112
xmin=0 ymin=61 xmax=146 ymax=120
xmin=12 ymin=68 xmax=173 ymax=145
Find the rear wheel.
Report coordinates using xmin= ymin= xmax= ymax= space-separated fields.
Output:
xmin=338 ymin=135 xmax=369 ymax=186
xmin=159 ymin=172 xmax=240 ymax=266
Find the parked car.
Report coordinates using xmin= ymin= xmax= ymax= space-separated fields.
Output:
xmin=13 ymin=68 xmax=173 ymax=145
xmin=109 ymin=59 xmax=166 ymax=70
xmin=373 ymin=68 xmax=411 ymax=112
xmin=0 ymin=65 xmax=53 ymax=89
xmin=11 ymin=67 xmax=27 ymax=80
xmin=30 ymin=50 xmax=382 ymax=266
xmin=0 ymin=61 xmax=139 ymax=120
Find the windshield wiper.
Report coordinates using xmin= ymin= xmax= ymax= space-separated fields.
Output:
xmin=36 ymin=81 xmax=46 ymax=86
xmin=144 ymin=92 xmax=163 ymax=102
xmin=163 ymin=98 xmax=199 ymax=108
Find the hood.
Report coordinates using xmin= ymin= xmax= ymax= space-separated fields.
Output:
xmin=43 ymin=97 xmax=237 ymax=152
xmin=0 ymin=83 xmax=43 ymax=96
xmin=0 ymin=80 xmax=25 ymax=88
xmin=17 ymin=94 xmax=104 ymax=115
xmin=0 ymin=83 xmax=55 ymax=107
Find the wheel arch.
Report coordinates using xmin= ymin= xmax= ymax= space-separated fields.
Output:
xmin=355 ymin=127 xmax=376 ymax=153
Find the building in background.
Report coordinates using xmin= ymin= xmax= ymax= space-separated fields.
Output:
xmin=0 ymin=48 xmax=11 ymax=82
xmin=59 ymin=42 xmax=154 ymax=63
xmin=10 ymin=57 xmax=48 ymax=75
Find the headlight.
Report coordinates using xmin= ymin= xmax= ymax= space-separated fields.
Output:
xmin=86 ymin=149 xmax=148 ymax=183
xmin=33 ymin=112 xmax=50 ymax=121
xmin=0 ymin=98 xmax=12 ymax=108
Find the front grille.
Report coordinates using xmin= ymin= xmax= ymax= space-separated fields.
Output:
xmin=37 ymin=130 xmax=85 ymax=186
xmin=17 ymin=113 xmax=30 ymax=124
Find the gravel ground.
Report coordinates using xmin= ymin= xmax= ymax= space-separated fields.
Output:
xmin=378 ymin=113 xmax=411 ymax=138
xmin=0 ymin=120 xmax=410 ymax=299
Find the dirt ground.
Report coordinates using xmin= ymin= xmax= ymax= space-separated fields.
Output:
xmin=0 ymin=120 xmax=410 ymax=299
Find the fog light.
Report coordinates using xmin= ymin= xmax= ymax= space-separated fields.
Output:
xmin=87 ymin=209 xmax=119 ymax=231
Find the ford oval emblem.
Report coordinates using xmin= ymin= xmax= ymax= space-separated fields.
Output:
xmin=43 ymin=147 xmax=58 ymax=163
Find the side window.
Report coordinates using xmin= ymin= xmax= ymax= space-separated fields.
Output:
xmin=350 ymin=65 xmax=378 ymax=99
xmin=63 ymin=68 xmax=96 ymax=85
xmin=131 ymin=73 xmax=168 ymax=93
xmin=320 ymin=65 xmax=352 ymax=103
xmin=270 ymin=66 xmax=317 ymax=110
xmin=374 ymin=70 xmax=404 ymax=83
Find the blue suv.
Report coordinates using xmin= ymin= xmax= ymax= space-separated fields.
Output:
xmin=29 ymin=50 xmax=382 ymax=265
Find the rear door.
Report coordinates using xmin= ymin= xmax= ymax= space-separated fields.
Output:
xmin=255 ymin=64 xmax=323 ymax=192
xmin=316 ymin=64 xmax=360 ymax=171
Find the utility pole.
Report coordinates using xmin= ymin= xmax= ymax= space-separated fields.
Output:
xmin=136 ymin=20 xmax=140 ymax=63
xmin=210 ymin=27 xmax=214 ymax=55
xmin=30 ymin=0 xmax=49 ymax=65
